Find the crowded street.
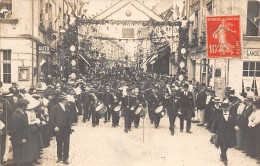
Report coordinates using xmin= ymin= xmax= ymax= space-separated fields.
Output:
xmin=37 ymin=115 xmax=258 ymax=166
xmin=1 ymin=0 xmax=260 ymax=166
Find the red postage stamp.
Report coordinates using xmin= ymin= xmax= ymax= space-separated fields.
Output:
xmin=207 ymin=15 xmax=241 ymax=58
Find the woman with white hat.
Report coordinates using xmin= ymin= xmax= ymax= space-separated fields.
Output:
xmin=23 ymin=98 xmax=41 ymax=165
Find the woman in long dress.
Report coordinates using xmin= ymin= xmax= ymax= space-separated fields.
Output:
xmin=24 ymin=100 xmax=41 ymax=164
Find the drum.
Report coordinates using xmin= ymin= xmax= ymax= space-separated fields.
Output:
xmin=114 ymin=105 xmax=121 ymax=112
xmin=155 ymin=105 xmax=166 ymax=118
xmin=96 ymin=103 xmax=107 ymax=117
xmin=135 ymin=106 xmax=146 ymax=118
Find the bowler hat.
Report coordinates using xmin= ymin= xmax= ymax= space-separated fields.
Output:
xmin=213 ymin=97 xmax=222 ymax=103
xmin=17 ymin=98 xmax=29 ymax=107
xmin=183 ymin=83 xmax=189 ymax=89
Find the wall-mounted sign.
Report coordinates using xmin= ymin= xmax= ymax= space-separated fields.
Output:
xmin=244 ymin=49 xmax=260 ymax=56
xmin=37 ymin=45 xmax=50 ymax=55
xmin=19 ymin=67 xmax=30 ymax=81
xmin=207 ymin=15 xmax=241 ymax=58
xmin=122 ymin=28 xmax=134 ymax=38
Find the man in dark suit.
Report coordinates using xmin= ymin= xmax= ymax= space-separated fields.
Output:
xmin=10 ymin=98 xmax=29 ymax=166
xmin=82 ymin=87 xmax=91 ymax=123
xmin=121 ymin=86 xmax=135 ymax=133
xmin=50 ymin=93 xmax=72 ymax=165
xmin=103 ymin=85 xmax=113 ymax=123
xmin=165 ymin=85 xmax=179 ymax=135
xmin=214 ymin=101 xmax=237 ymax=165
xmin=178 ymin=83 xmax=195 ymax=133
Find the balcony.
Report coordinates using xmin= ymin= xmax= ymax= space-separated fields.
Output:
xmin=0 ymin=11 xmax=18 ymax=24
xmin=0 ymin=18 xmax=18 ymax=24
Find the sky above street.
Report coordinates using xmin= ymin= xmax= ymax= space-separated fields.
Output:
xmin=82 ymin=0 xmax=161 ymax=18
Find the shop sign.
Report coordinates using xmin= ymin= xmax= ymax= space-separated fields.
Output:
xmin=207 ymin=15 xmax=241 ymax=58
xmin=37 ymin=45 xmax=50 ymax=55
xmin=122 ymin=28 xmax=134 ymax=38
xmin=245 ymin=49 xmax=260 ymax=56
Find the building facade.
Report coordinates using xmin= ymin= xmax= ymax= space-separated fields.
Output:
xmin=0 ymin=0 xmax=82 ymax=89
xmin=78 ymin=0 xmax=180 ymax=75
xmin=186 ymin=0 xmax=260 ymax=98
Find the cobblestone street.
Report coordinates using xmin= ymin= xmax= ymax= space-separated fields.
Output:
xmin=39 ymin=116 xmax=259 ymax=166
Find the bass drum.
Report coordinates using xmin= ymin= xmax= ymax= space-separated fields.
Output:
xmin=96 ymin=103 xmax=107 ymax=118
xmin=135 ymin=106 xmax=146 ymax=118
xmin=114 ymin=105 xmax=121 ymax=116
xmin=155 ymin=105 xmax=166 ymax=118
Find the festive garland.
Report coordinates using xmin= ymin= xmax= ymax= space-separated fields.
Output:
xmin=78 ymin=18 xmax=182 ymax=26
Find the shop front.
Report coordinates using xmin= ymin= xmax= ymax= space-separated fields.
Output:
xmin=36 ymin=44 xmax=59 ymax=83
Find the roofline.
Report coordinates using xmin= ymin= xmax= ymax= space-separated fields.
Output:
xmin=103 ymin=2 xmax=163 ymax=21
xmin=92 ymin=0 xmax=164 ymax=21
xmin=134 ymin=0 xmax=164 ymax=20
xmin=92 ymin=0 xmax=123 ymax=20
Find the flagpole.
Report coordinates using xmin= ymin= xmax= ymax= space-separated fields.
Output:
xmin=143 ymin=117 xmax=144 ymax=143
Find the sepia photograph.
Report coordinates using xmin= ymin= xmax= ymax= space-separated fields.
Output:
xmin=0 ymin=0 xmax=260 ymax=165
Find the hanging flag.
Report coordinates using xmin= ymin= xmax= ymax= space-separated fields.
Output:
xmin=181 ymin=1 xmax=186 ymax=18
xmin=241 ymin=80 xmax=247 ymax=98
xmin=54 ymin=10 xmax=61 ymax=24
xmin=251 ymin=78 xmax=259 ymax=96
xmin=175 ymin=4 xmax=180 ymax=17
xmin=71 ymin=1 xmax=77 ymax=17
xmin=77 ymin=2 xmax=84 ymax=17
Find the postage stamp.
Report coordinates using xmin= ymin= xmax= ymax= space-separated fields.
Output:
xmin=207 ymin=15 xmax=241 ymax=58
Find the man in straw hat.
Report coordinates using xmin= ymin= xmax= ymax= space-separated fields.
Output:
xmin=50 ymin=93 xmax=72 ymax=165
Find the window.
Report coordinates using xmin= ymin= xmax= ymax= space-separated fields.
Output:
xmin=246 ymin=1 xmax=260 ymax=36
xmin=243 ymin=62 xmax=260 ymax=77
xmin=201 ymin=59 xmax=208 ymax=84
xmin=2 ymin=50 xmax=12 ymax=83
xmin=0 ymin=0 xmax=12 ymax=19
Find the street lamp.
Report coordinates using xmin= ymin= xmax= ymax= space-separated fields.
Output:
xmin=70 ymin=45 xmax=76 ymax=52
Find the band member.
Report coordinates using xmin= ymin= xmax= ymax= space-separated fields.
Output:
xmin=133 ymin=88 xmax=146 ymax=128
xmin=103 ymin=85 xmax=113 ymax=123
xmin=178 ymin=84 xmax=195 ymax=133
xmin=152 ymin=85 xmax=164 ymax=128
xmin=90 ymin=86 xmax=99 ymax=127
xmin=111 ymin=87 xmax=121 ymax=127
xmin=165 ymin=85 xmax=179 ymax=135
xmin=82 ymin=86 xmax=91 ymax=123
xmin=121 ymin=87 xmax=133 ymax=133
xmin=214 ymin=100 xmax=237 ymax=166
xmin=146 ymin=84 xmax=154 ymax=124
xmin=50 ymin=93 xmax=72 ymax=165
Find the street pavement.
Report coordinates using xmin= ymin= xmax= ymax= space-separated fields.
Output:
xmin=39 ymin=115 xmax=259 ymax=166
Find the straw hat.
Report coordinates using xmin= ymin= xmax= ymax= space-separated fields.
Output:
xmin=27 ymin=98 xmax=40 ymax=110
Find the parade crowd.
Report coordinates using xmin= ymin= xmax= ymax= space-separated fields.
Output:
xmin=0 ymin=67 xmax=259 ymax=166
